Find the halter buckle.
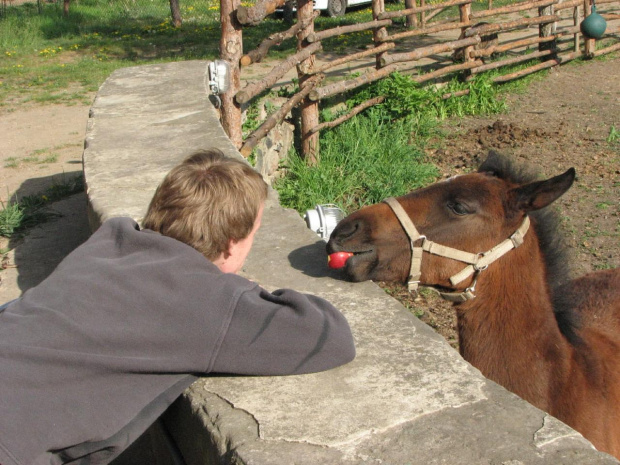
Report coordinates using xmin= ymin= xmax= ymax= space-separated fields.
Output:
xmin=473 ymin=252 xmax=488 ymax=272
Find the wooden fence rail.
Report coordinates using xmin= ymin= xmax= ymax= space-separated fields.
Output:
xmin=217 ymin=0 xmax=620 ymax=163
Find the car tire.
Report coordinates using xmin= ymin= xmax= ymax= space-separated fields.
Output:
xmin=326 ymin=0 xmax=346 ymax=17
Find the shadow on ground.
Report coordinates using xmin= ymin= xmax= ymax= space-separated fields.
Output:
xmin=3 ymin=187 xmax=91 ymax=300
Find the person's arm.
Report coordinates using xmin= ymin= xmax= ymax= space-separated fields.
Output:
xmin=209 ymin=287 xmax=355 ymax=376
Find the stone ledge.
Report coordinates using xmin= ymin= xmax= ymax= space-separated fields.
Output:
xmin=84 ymin=60 xmax=618 ymax=464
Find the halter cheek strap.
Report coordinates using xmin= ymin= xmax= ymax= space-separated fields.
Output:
xmin=383 ymin=197 xmax=530 ymax=302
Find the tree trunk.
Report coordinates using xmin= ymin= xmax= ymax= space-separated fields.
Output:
xmin=404 ymin=0 xmax=417 ymax=28
xmin=63 ymin=0 xmax=70 ymax=17
xmin=297 ymin=0 xmax=320 ymax=164
xmin=219 ymin=0 xmax=244 ymax=149
xmin=170 ymin=0 xmax=182 ymax=27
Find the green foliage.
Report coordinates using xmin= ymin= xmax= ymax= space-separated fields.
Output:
xmin=0 ymin=0 xmax=231 ymax=108
xmin=276 ymin=69 xmax=515 ymax=215
xmin=350 ymin=71 xmax=507 ymax=122
xmin=0 ymin=175 xmax=84 ymax=238
xmin=607 ymin=125 xmax=619 ymax=144
xmin=275 ymin=109 xmax=438 ymax=214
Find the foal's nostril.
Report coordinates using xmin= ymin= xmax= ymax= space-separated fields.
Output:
xmin=334 ymin=219 xmax=360 ymax=241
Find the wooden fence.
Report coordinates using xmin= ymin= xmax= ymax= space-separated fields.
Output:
xmin=218 ymin=0 xmax=620 ymax=163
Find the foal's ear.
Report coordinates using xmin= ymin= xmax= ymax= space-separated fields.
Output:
xmin=509 ymin=168 xmax=576 ymax=213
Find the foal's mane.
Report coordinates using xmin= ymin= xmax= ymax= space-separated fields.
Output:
xmin=478 ymin=152 xmax=581 ymax=341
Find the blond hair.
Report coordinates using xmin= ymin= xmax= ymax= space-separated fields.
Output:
xmin=143 ymin=149 xmax=268 ymax=261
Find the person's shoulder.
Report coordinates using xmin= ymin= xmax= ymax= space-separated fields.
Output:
xmin=101 ymin=217 xmax=139 ymax=230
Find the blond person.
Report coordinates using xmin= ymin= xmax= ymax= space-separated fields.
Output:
xmin=0 ymin=149 xmax=355 ymax=465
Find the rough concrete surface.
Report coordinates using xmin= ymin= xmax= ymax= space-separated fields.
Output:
xmin=86 ymin=60 xmax=618 ymax=464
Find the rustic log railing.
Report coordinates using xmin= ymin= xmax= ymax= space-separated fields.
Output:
xmin=217 ymin=0 xmax=620 ymax=163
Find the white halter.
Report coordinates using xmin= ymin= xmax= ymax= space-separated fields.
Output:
xmin=383 ymin=197 xmax=530 ymax=302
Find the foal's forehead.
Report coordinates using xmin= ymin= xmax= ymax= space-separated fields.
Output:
xmin=439 ymin=171 xmax=501 ymax=188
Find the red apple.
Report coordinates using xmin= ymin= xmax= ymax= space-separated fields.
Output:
xmin=328 ymin=252 xmax=354 ymax=269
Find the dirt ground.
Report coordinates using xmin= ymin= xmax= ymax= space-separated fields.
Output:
xmin=0 ymin=58 xmax=618 ymax=348
xmin=0 ymin=103 xmax=93 ymax=302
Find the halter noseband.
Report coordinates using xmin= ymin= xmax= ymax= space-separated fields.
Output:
xmin=383 ymin=197 xmax=530 ymax=303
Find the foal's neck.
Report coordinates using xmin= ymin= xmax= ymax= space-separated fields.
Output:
xmin=456 ymin=232 xmax=570 ymax=410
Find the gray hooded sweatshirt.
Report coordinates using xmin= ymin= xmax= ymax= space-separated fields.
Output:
xmin=0 ymin=217 xmax=355 ymax=464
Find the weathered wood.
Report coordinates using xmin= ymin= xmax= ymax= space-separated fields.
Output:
xmin=442 ymin=89 xmax=470 ymax=99
xmin=235 ymin=42 xmax=322 ymax=104
xmin=305 ymin=19 xmax=393 ymax=43
xmin=240 ymin=75 xmax=323 ymax=158
xmin=470 ymin=49 xmax=553 ymax=74
xmin=458 ymin=2 xmax=474 ymax=65
xmin=591 ymin=40 xmax=620 ymax=56
xmin=492 ymin=51 xmax=581 ymax=83
xmin=297 ymin=0 xmax=320 ymax=164
xmin=372 ymin=0 xmax=388 ymax=70
xmin=471 ymin=0 xmax=557 ymax=18
xmin=583 ymin=0 xmax=595 ymax=56
xmin=572 ymin=4 xmax=580 ymax=53
xmin=555 ymin=0 xmax=583 ymax=11
xmin=411 ymin=59 xmax=483 ymax=83
xmin=381 ymin=36 xmax=481 ymax=66
xmin=404 ymin=0 xmax=418 ymax=28
xmin=539 ymin=3 xmax=556 ymax=53
xmin=309 ymin=64 xmax=399 ymax=102
xmin=424 ymin=7 xmax=446 ymax=23
xmin=313 ymin=43 xmax=396 ymax=74
xmin=470 ymin=35 xmax=555 ymax=57
xmin=236 ymin=0 xmax=287 ymax=26
xmin=378 ymin=0 xmax=472 ymax=20
xmin=240 ymin=11 xmax=319 ymax=66
xmin=464 ymin=15 xmax=560 ymax=37
xmin=308 ymin=96 xmax=385 ymax=135
xmin=383 ymin=20 xmax=471 ymax=42
xmin=220 ymin=0 xmax=244 ymax=148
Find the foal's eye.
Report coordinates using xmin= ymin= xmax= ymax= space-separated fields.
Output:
xmin=447 ymin=201 xmax=469 ymax=216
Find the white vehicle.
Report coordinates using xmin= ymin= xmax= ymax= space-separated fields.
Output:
xmin=280 ymin=0 xmax=372 ymax=18
xmin=314 ymin=0 xmax=372 ymax=16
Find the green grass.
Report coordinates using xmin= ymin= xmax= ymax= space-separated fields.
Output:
xmin=0 ymin=0 xmax=224 ymax=108
xmin=0 ymin=0 xmax=536 ymax=110
xmin=0 ymin=174 xmax=84 ymax=238
xmin=276 ymin=109 xmax=439 ymax=213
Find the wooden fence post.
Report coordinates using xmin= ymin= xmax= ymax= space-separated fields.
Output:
xmin=220 ymin=0 xmax=244 ymax=149
xmin=538 ymin=2 xmax=556 ymax=55
xmin=573 ymin=5 xmax=581 ymax=52
xmin=583 ymin=0 xmax=596 ymax=56
xmin=458 ymin=1 xmax=473 ymax=70
xmin=373 ymin=0 xmax=388 ymax=69
xmin=297 ymin=0 xmax=320 ymax=164
xmin=405 ymin=0 xmax=418 ymax=28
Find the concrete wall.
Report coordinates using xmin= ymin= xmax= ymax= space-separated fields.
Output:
xmin=85 ymin=60 xmax=618 ymax=464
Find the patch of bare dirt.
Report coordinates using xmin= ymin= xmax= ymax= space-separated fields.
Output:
xmin=399 ymin=57 xmax=620 ymax=349
xmin=0 ymin=102 xmax=93 ymax=302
